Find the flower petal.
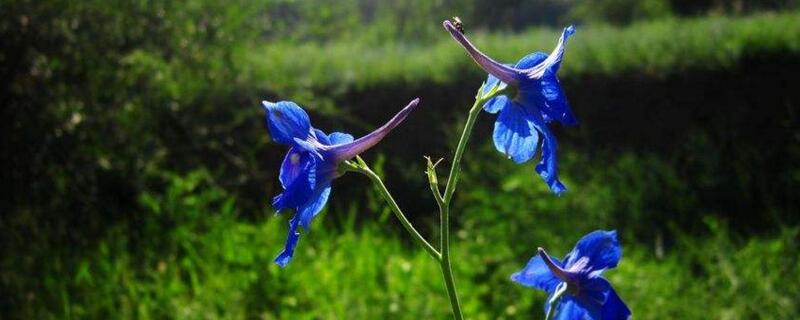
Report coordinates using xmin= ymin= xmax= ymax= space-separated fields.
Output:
xmin=325 ymin=98 xmax=420 ymax=161
xmin=565 ymin=230 xmax=622 ymax=272
xmin=263 ymin=101 xmax=312 ymax=145
xmin=510 ymin=255 xmax=562 ymax=293
xmin=516 ymin=51 xmax=577 ymax=126
xmin=271 ymin=178 xmax=311 ymax=212
xmin=484 ymin=95 xmax=509 ymax=114
xmin=482 ymin=74 xmax=511 ymax=113
xmin=297 ymin=185 xmax=332 ymax=230
xmin=528 ymin=113 xmax=567 ymax=194
xmin=524 ymin=25 xmax=576 ymax=79
xmin=327 ymin=132 xmax=354 ymax=145
xmin=551 ymin=296 xmax=592 ymax=320
xmin=313 ymin=128 xmax=331 ymax=145
xmin=539 ymin=77 xmax=578 ymax=126
xmin=279 ymin=148 xmax=312 ymax=189
xmin=602 ymin=285 xmax=632 ymax=320
xmin=274 ymin=217 xmax=301 ymax=267
xmin=515 ymin=52 xmax=548 ymax=69
xmin=493 ymin=101 xmax=540 ymax=164
xmin=443 ymin=20 xmax=521 ymax=85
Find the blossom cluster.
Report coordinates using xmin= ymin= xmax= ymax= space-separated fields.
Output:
xmin=261 ymin=19 xmax=630 ymax=319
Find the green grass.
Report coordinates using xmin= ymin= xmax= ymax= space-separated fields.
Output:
xmin=12 ymin=151 xmax=798 ymax=319
xmin=246 ymin=11 xmax=800 ymax=107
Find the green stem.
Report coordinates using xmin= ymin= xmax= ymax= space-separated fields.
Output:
xmin=545 ymin=282 xmax=569 ymax=320
xmin=443 ymin=99 xmax=484 ymax=203
xmin=436 ymin=95 xmax=488 ymax=320
xmin=349 ymin=158 xmax=441 ymax=260
xmin=439 ymin=203 xmax=463 ymax=320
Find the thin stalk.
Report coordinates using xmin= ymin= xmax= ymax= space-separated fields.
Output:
xmin=349 ymin=159 xmax=441 ymax=260
xmin=437 ymin=96 xmax=487 ymax=320
xmin=443 ymin=98 xmax=484 ymax=203
xmin=439 ymin=203 xmax=463 ymax=320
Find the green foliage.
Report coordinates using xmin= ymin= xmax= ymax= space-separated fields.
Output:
xmin=568 ymin=0 xmax=673 ymax=25
xmin=3 ymin=1 xmax=799 ymax=318
xmin=7 ymin=169 xmax=798 ymax=318
xmin=254 ymin=11 xmax=800 ymax=108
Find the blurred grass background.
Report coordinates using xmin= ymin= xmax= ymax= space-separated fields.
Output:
xmin=2 ymin=0 xmax=799 ymax=318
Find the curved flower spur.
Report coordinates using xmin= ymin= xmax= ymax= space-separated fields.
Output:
xmin=443 ymin=19 xmax=577 ymax=195
xmin=262 ymin=98 xmax=421 ymax=267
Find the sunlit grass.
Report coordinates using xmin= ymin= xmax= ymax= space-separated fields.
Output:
xmin=247 ymin=11 xmax=800 ymax=108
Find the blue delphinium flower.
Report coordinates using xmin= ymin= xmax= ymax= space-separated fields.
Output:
xmin=262 ymin=98 xmax=420 ymax=267
xmin=443 ymin=20 xmax=577 ymax=195
xmin=511 ymin=230 xmax=631 ymax=319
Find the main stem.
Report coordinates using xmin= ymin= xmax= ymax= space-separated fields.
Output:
xmin=438 ymin=98 xmax=484 ymax=320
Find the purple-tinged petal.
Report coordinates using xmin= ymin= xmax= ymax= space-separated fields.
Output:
xmin=523 ymin=25 xmax=576 ymax=79
xmin=602 ymin=285 xmax=632 ymax=320
xmin=528 ymin=112 xmax=567 ymax=195
xmin=493 ymin=101 xmax=540 ymax=164
xmin=327 ymin=132 xmax=354 ymax=145
xmin=511 ymin=255 xmax=562 ymax=293
xmin=274 ymin=217 xmax=301 ymax=267
xmin=443 ymin=20 xmax=521 ymax=86
xmin=578 ymin=277 xmax=612 ymax=308
xmin=279 ymin=147 xmax=312 ymax=189
xmin=325 ymin=98 xmax=420 ymax=161
xmin=263 ymin=101 xmax=312 ymax=145
xmin=564 ymin=230 xmax=622 ymax=272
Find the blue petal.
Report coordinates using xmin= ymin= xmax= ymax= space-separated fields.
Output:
xmin=565 ymin=230 xmax=622 ymax=272
xmin=274 ymin=217 xmax=301 ymax=267
xmin=297 ymin=185 xmax=332 ymax=229
xmin=510 ymin=255 xmax=562 ymax=293
xmin=493 ymin=102 xmax=540 ymax=164
xmin=482 ymin=73 xmax=510 ymax=114
xmin=272 ymin=157 xmax=318 ymax=211
xmin=313 ymin=128 xmax=331 ymax=145
xmin=578 ymin=277 xmax=612 ymax=308
xmin=516 ymin=52 xmax=578 ymax=126
xmin=515 ymin=52 xmax=548 ymax=69
xmin=481 ymin=73 xmax=502 ymax=97
xmin=292 ymin=137 xmax=323 ymax=160
xmin=547 ymin=26 xmax=576 ymax=74
xmin=526 ymin=113 xmax=567 ymax=194
xmin=279 ymin=148 xmax=312 ymax=189
xmin=272 ymin=177 xmax=311 ymax=212
xmin=602 ymin=285 xmax=632 ymax=320
xmin=551 ymin=296 xmax=592 ymax=320
xmin=328 ymin=132 xmax=354 ymax=145
xmin=539 ymin=77 xmax=577 ymax=126
xmin=484 ymin=95 xmax=509 ymax=114
xmin=263 ymin=101 xmax=311 ymax=145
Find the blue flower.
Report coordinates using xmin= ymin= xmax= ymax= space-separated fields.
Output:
xmin=262 ymin=98 xmax=420 ymax=267
xmin=443 ymin=21 xmax=577 ymax=195
xmin=511 ymin=230 xmax=631 ymax=320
